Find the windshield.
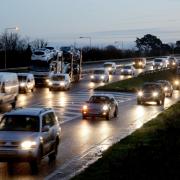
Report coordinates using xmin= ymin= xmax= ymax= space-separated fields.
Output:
xmin=123 ymin=66 xmax=131 ymax=69
xmin=61 ymin=47 xmax=71 ymax=52
xmin=93 ymin=70 xmax=104 ymax=74
xmin=52 ymin=75 xmax=65 ymax=81
xmin=89 ymin=96 xmax=109 ymax=103
xmin=143 ymin=84 xmax=160 ymax=91
xmin=46 ymin=47 xmax=54 ymax=50
xmin=154 ymin=59 xmax=163 ymax=62
xmin=0 ymin=115 xmax=39 ymax=132
xmin=34 ymin=51 xmax=45 ymax=56
xmin=31 ymin=60 xmax=50 ymax=72
xmin=104 ymin=64 xmax=112 ymax=68
xmin=18 ymin=76 xmax=27 ymax=82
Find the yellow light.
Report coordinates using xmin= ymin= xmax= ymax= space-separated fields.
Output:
xmin=164 ymin=87 xmax=168 ymax=91
xmin=103 ymin=105 xmax=108 ymax=111
xmin=174 ymin=80 xmax=179 ymax=85
xmin=21 ymin=141 xmax=36 ymax=150
xmin=83 ymin=105 xmax=88 ymax=110
xmin=138 ymin=62 xmax=142 ymax=65
xmin=153 ymin=92 xmax=158 ymax=97
xmin=138 ymin=91 xmax=143 ymax=97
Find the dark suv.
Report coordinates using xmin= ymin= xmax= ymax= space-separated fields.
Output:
xmin=0 ymin=107 xmax=61 ymax=173
xmin=137 ymin=82 xmax=165 ymax=105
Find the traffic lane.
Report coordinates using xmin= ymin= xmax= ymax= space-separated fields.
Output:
xmin=1 ymin=91 xmax=179 ymax=179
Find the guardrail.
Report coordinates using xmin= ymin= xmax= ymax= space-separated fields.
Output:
xmin=138 ymin=67 xmax=171 ymax=76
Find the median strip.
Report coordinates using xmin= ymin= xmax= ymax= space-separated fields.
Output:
xmin=72 ymin=100 xmax=180 ymax=180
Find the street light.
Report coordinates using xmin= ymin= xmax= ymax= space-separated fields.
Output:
xmin=4 ymin=26 xmax=19 ymax=69
xmin=79 ymin=36 xmax=92 ymax=49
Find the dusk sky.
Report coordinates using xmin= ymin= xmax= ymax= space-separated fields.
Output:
xmin=1 ymin=0 xmax=180 ymax=47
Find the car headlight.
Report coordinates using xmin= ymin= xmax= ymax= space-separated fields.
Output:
xmin=160 ymin=63 xmax=163 ymax=66
xmin=48 ymin=81 xmax=52 ymax=86
xmin=138 ymin=62 xmax=142 ymax=65
xmin=60 ymin=82 xmax=65 ymax=86
xmin=152 ymin=92 xmax=158 ymax=97
xmin=102 ymin=105 xmax=109 ymax=111
xmin=174 ymin=80 xmax=179 ymax=85
xmin=108 ymin=67 xmax=112 ymax=71
xmin=101 ymin=75 xmax=105 ymax=79
xmin=21 ymin=140 xmax=37 ymax=150
xmin=172 ymin=62 xmax=176 ymax=65
xmin=46 ymin=79 xmax=50 ymax=83
xmin=90 ymin=75 xmax=94 ymax=79
xmin=83 ymin=105 xmax=88 ymax=110
xmin=121 ymin=69 xmax=124 ymax=72
xmin=164 ymin=87 xmax=168 ymax=91
xmin=20 ymin=82 xmax=25 ymax=87
xmin=133 ymin=62 xmax=135 ymax=65
xmin=128 ymin=69 xmax=132 ymax=72
xmin=138 ymin=91 xmax=143 ymax=97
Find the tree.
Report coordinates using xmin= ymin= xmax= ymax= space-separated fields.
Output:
xmin=30 ymin=39 xmax=48 ymax=50
xmin=176 ymin=41 xmax=180 ymax=47
xmin=135 ymin=34 xmax=162 ymax=55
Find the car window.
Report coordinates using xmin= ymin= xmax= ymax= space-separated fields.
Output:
xmin=42 ymin=113 xmax=55 ymax=127
xmin=0 ymin=115 xmax=39 ymax=132
xmin=89 ymin=96 xmax=109 ymax=103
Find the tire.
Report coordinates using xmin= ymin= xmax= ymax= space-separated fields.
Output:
xmin=82 ymin=115 xmax=87 ymax=119
xmin=137 ymin=99 xmax=142 ymax=105
xmin=157 ymin=100 xmax=161 ymax=106
xmin=49 ymin=88 xmax=52 ymax=91
xmin=11 ymin=101 xmax=16 ymax=109
xmin=161 ymin=98 xmax=165 ymax=105
xmin=30 ymin=147 xmax=42 ymax=174
xmin=106 ymin=112 xmax=110 ymax=120
xmin=49 ymin=140 xmax=59 ymax=162
xmin=114 ymin=107 xmax=118 ymax=118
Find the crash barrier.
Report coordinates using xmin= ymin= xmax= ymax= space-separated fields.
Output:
xmin=138 ymin=67 xmax=172 ymax=76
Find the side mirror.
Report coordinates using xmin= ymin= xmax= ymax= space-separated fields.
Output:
xmin=42 ymin=125 xmax=50 ymax=132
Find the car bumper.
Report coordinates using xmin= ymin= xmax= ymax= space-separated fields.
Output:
xmin=0 ymin=148 xmax=38 ymax=162
xmin=82 ymin=111 xmax=108 ymax=117
xmin=137 ymin=96 xmax=160 ymax=102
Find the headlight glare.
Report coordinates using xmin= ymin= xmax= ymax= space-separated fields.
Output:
xmin=83 ymin=105 xmax=88 ymax=110
xmin=103 ymin=105 xmax=109 ymax=111
xmin=21 ymin=141 xmax=37 ymax=150
xmin=20 ymin=82 xmax=25 ymax=87
xmin=153 ymin=92 xmax=158 ymax=97
xmin=138 ymin=91 xmax=143 ymax=97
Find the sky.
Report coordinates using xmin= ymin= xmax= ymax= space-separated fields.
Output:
xmin=0 ymin=0 xmax=180 ymax=48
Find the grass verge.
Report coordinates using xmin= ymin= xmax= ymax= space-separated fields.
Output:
xmin=95 ymin=69 xmax=177 ymax=92
xmin=73 ymin=101 xmax=180 ymax=180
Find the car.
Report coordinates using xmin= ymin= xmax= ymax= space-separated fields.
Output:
xmin=156 ymin=80 xmax=173 ymax=97
xmin=0 ymin=107 xmax=61 ymax=173
xmin=0 ymin=72 xmax=19 ymax=109
xmin=153 ymin=58 xmax=168 ymax=69
xmin=173 ymin=79 xmax=180 ymax=90
xmin=31 ymin=49 xmax=52 ymax=62
xmin=132 ymin=58 xmax=146 ymax=69
xmin=137 ymin=82 xmax=165 ymax=105
xmin=48 ymin=73 xmax=71 ymax=91
xmin=90 ymin=69 xmax=109 ymax=82
xmin=120 ymin=65 xmax=135 ymax=76
xmin=167 ymin=56 xmax=178 ymax=68
xmin=103 ymin=62 xmax=116 ymax=74
xmin=45 ymin=46 xmax=58 ymax=59
xmin=82 ymin=94 xmax=118 ymax=120
xmin=17 ymin=73 xmax=35 ymax=93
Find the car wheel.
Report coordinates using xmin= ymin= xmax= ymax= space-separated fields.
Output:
xmin=157 ymin=100 xmax=161 ymax=106
xmin=30 ymin=147 xmax=42 ymax=174
xmin=137 ymin=99 xmax=142 ymax=105
xmin=82 ymin=115 xmax=87 ymax=120
xmin=114 ymin=107 xmax=118 ymax=117
xmin=169 ymin=92 xmax=173 ymax=97
xmin=11 ymin=101 xmax=16 ymax=109
xmin=106 ymin=112 xmax=110 ymax=120
xmin=49 ymin=140 xmax=59 ymax=162
xmin=49 ymin=88 xmax=52 ymax=91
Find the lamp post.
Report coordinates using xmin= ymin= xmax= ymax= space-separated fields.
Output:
xmin=79 ymin=36 xmax=92 ymax=49
xmin=4 ymin=27 xmax=19 ymax=69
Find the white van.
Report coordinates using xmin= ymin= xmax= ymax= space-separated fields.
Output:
xmin=0 ymin=72 xmax=19 ymax=108
xmin=48 ymin=73 xmax=71 ymax=91
xmin=17 ymin=73 xmax=35 ymax=93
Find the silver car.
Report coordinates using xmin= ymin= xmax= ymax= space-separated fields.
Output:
xmin=0 ymin=107 xmax=61 ymax=173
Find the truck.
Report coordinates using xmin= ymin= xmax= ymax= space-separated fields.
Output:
xmin=31 ymin=47 xmax=82 ymax=86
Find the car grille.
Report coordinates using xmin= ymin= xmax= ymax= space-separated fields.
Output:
xmin=0 ymin=141 xmax=20 ymax=148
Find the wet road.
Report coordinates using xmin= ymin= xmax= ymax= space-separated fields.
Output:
xmin=0 ymin=63 xmax=179 ymax=180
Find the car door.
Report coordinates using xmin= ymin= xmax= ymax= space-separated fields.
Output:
xmin=41 ymin=113 xmax=54 ymax=155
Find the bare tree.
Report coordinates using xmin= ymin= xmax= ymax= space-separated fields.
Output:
xmin=30 ymin=39 xmax=48 ymax=50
